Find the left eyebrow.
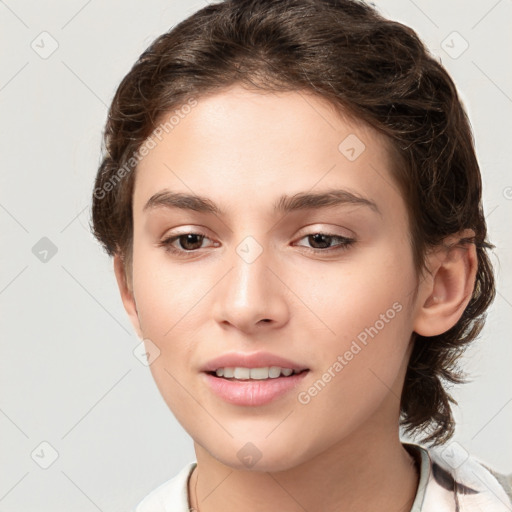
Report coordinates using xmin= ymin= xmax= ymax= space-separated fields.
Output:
xmin=274 ymin=189 xmax=380 ymax=216
xmin=143 ymin=188 xmax=381 ymax=216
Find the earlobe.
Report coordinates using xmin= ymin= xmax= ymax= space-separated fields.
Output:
xmin=113 ymin=253 xmax=143 ymax=339
xmin=413 ymin=231 xmax=478 ymax=337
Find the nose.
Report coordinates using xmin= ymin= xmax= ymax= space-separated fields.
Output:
xmin=212 ymin=238 xmax=290 ymax=334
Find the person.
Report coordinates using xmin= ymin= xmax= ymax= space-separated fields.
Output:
xmin=90 ymin=0 xmax=511 ymax=510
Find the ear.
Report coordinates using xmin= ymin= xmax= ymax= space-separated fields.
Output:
xmin=413 ymin=230 xmax=478 ymax=337
xmin=113 ymin=253 xmax=143 ymax=339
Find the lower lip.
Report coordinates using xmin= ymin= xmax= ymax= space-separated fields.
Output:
xmin=202 ymin=371 xmax=309 ymax=406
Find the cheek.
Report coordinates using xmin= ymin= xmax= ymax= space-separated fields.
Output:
xmin=130 ymin=248 xmax=212 ymax=391
xmin=291 ymin=250 xmax=416 ymax=399
xmin=133 ymin=269 xmax=201 ymax=417
xmin=132 ymin=248 xmax=201 ymax=335
xmin=290 ymin=292 xmax=413 ymax=451
xmin=293 ymin=249 xmax=414 ymax=340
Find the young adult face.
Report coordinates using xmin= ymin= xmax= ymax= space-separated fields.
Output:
xmin=114 ymin=84 xmax=474 ymax=472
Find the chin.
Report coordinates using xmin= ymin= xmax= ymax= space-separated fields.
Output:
xmin=207 ymin=440 xmax=309 ymax=473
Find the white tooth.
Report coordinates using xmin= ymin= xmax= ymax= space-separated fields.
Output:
xmin=269 ymin=366 xmax=281 ymax=378
xmin=234 ymin=367 xmax=251 ymax=379
xmin=250 ymin=367 xmax=270 ymax=379
xmin=223 ymin=367 xmax=235 ymax=378
xmin=217 ymin=366 xmax=298 ymax=379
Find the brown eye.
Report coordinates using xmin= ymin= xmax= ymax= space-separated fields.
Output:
xmin=295 ymin=232 xmax=355 ymax=253
xmin=307 ymin=233 xmax=333 ymax=249
xmin=175 ymin=233 xmax=205 ymax=251
xmin=157 ymin=231 xmax=215 ymax=256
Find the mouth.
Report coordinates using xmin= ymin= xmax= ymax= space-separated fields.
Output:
xmin=201 ymin=351 xmax=309 ymax=375
xmin=202 ymin=366 xmax=310 ymax=406
xmin=205 ymin=367 xmax=309 ymax=380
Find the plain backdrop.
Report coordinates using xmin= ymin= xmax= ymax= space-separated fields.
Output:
xmin=1 ymin=1 xmax=511 ymax=511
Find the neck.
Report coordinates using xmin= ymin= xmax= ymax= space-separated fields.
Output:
xmin=188 ymin=424 xmax=419 ymax=512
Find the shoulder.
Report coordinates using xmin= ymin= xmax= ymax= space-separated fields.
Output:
xmin=134 ymin=461 xmax=196 ymax=512
xmin=414 ymin=442 xmax=512 ymax=512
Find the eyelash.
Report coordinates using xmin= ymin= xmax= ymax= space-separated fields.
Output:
xmin=157 ymin=231 xmax=355 ymax=257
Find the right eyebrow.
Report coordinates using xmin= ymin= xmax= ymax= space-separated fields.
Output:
xmin=143 ymin=190 xmax=221 ymax=215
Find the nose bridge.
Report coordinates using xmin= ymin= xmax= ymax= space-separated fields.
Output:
xmin=213 ymin=234 xmax=288 ymax=330
xmin=230 ymin=234 xmax=272 ymax=307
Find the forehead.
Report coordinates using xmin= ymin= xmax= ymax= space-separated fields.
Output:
xmin=133 ymin=85 xmax=404 ymax=219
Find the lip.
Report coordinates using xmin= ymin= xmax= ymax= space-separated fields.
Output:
xmin=202 ymin=370 xmax=309 ymax=406
xmin=201 ymin=351 xmax=309 ymax=373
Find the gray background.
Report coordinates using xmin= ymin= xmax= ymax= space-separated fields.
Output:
xmin=1 ymin=0 xmax=511 ymax=510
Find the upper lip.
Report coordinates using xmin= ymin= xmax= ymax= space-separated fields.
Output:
xmin=201 ymin=352 xmax=309 ymax=373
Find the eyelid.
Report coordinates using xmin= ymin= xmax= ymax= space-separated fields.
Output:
xmin=294 ymin=223 xmax=355 ymax=239
xmin=161 ymin=226 xmax=210 ymax=238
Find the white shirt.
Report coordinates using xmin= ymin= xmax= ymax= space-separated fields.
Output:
xmin=134 ymin=443 xmax=512 ymax=511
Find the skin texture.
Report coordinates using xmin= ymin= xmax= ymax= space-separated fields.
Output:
xmin=113 ymin=85 xmax=477 ymax=511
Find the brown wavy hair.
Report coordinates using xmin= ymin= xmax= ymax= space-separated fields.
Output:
xmin=90 ymin=0 xmax=496 ymax=446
